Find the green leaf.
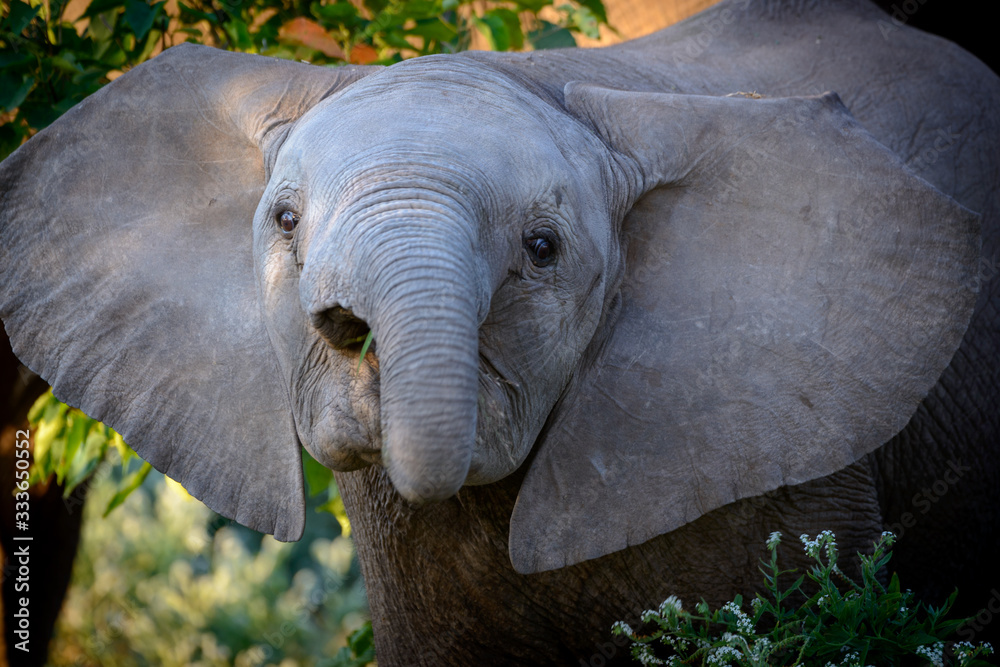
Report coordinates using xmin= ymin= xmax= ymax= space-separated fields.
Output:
xmin=223 ymin=17 xmax=252 ymax=51
xmin=363 ymin=0 xmax=388 ymax=13
xmin=27 ymin=391 xmax=55 ymax=425
xmin=124 ymin=0 xmax=161 ymax=41
xmin=512 ymin=0 xmax=550 ymax=12
xmin=82 ymin=0 xmax=128 ymax=20
xmin=312 ymin=0 xmax=359 ymax=23
xmin=558 ymin=4 xmax=600 ymax=40
xmin=317 ymin=487 xmax=351 ymax=537
xmin=484 ymin=7 xmax=522 ymax=50
xmin=86 ymin=9 xmax=118 ymax=43
xmin=63 ymin=423 xmax=109 ymax=495
xmin=347 ymin=622 xmax=374 ymax=659
xmin=4 ymin=0 xmax=42 ymax=35
xmin=327 ymin=622 xmax=374 ymax=666
xmin=390 ymin=0 xmax=438 ymax=18
xmin=0 ymin=75 xmax=35 ymax=111
xmin=0 ymin=51 xmax=34 ymax=69
xmin=108 ymin=430 xmax=132 ymax=464
xmin=576 ymin=0 xmax=608 ymax=25
xmin=0 ymin=123 xmax=26 ymax=161
xmin=57 ymin=412 xmax=91 ymax=484
xmin=177 ymin=2 xmax=218 ymax=25
xmin=528 ymin=21 xmax=575 ymax=50
xmin=472 ymin=14 xmax=507 ymax=52
xmin=135 ymin=27 xmax=163 ymax=61
xmin=32 ymin=398 xmax=70 ymax=474
xmin=303 ymin=448 xmax=334 ymax=497
xmin=406 ymin=17 xmax=457 ymax=43
xmin=103 ymin=461 xmax=153 ymax=516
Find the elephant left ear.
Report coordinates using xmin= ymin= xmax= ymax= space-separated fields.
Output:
xmin=0 ymin=45 xmax=377 ymax=541
xmin=509 ymin=84 xmax=981 ymax=573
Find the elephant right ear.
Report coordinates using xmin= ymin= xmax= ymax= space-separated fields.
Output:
xmin=510 ymin=84 xmax=981 ymax=573
xmin=0 ymin=44 xmax=376 ymax=540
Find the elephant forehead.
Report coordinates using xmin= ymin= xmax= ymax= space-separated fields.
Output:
xmin=282 ymin=65 xmax=574 ymax=178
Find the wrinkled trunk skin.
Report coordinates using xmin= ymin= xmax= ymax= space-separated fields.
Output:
xmin=332 ymin=2 xmax=1000 ymax=662
xmin=364 ymin=250 xmax=479 ymax=503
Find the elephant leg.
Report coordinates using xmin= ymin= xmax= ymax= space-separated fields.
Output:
xmin=872 ymin=290 xmax=1000 ymax=646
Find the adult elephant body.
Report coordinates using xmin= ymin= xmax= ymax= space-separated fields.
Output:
xmin=0 ymin=0 xmax=997 ymax=664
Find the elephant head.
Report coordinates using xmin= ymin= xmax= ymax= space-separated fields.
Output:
xmin=0 ymin=44 xmax=979 ymax=571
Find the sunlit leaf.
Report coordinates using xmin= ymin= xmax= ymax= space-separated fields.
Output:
xmin=56 ymin=411 xmax=91 ymax=484
xmin=576 ymin=0 xmax=608 ymax=25
xmin=63 ymin=423 xmax=109 ymax=495
xmin=317 ymin=490 xmax=352 ymax=537
xmin=102 ymin=461 xmax=153 ymax=516
xmin=111 ymin=430 xmax=133 ymax=464
xmin=485 ymin=7 xmax=522 ymax=51
xmin=472 ymin=14 xmax=508 ymax=52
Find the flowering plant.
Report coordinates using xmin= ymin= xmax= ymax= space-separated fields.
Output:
xmin=614 ymin=531 xmax=994 ymax=666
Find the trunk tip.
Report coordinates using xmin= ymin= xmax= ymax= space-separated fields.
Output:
xmin=385 ymin=449 xmax=471 ymax=504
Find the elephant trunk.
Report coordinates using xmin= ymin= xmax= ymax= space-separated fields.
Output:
xmin=302 ymin=201 xmax=483 ymax=503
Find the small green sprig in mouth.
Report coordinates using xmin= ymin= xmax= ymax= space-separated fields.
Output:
xmin=352 ymin=330 xmax=374 ymax=371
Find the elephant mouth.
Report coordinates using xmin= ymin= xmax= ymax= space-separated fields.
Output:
xmin=309 ymin=340 xmax=526 ymax=489
xmin=314 ymin=306 xmax=378 ymax=357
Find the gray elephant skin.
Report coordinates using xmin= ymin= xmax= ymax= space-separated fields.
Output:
xmin=1 ymin=0 xmax=998 ymax=663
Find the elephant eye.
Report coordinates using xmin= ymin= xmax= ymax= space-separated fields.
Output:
xmin=276 ymin=210 xmax=300 ymax=235
xmin=524 ymin=235 xmax=556 ymax=268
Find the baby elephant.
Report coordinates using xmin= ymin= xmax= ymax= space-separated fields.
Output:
xmin=1 ymin=0 xmax=997 ymax=663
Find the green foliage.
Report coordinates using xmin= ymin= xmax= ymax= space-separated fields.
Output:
xmin=1 ymin=0 xmax=608 ymax=159
xmin=25 ymin=389 xmax=152 ymax=513
xmin=615 ymin=531 xmax=995 ymax=666
xmin=46 ymin=470 xmax=368 ymax=666
xmin=303 ymin=448 xmax=353 ymax=537
xmin=328 ymin=623 xmax=376 ymax=666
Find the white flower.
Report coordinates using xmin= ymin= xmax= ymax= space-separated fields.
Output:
xmin=707 ymin=645 xmax=743 ymax=665
xmin=658 ymin=595 xmax=683 ymax=615
xmin=612 ymin=621 xmax=634 ymax=637
xmin=722 ymin=601 xmax=755 ymax=635
xmin=636 ymin=643 xmax=666 ymax=666
xmin=766 ymin=531 xmax=782 ymax=550
xmin=916 ymin=641 xmax=945 ymax=667
xmin=800 ymin=533 xmax=820 ymax=558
